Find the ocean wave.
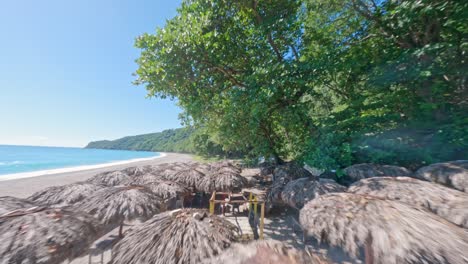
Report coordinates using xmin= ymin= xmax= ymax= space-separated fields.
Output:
xmin=0 ymin=161 xmax=23 ymax=166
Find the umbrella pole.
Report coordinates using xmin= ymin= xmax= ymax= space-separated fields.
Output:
xmin=118 ymin=221 xmax=124 ymax=238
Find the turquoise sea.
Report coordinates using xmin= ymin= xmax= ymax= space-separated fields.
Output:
xmin=0 ymin=145 xmax=160 ymax=176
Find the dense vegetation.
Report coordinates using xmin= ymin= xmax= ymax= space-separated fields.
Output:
xmin=134 ymin=0 xmax=467 ymax=170
xmin=86 ymin=128 xmax=196 ymax=153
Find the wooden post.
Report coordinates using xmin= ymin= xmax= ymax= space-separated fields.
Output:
xmin=209 ymin=191 xmax=216 ymax=214
xmin=253 ymin=196 xmax=258 ymax=216
xmin=260 ymin=202 xmax=265 ymax=239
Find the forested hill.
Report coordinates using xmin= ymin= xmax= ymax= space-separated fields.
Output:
xmin=85 ymin=127 xmax=196 ymax=153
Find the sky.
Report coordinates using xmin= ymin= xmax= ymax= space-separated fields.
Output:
xmin=0 ymin=0 xmax=183 ymax=147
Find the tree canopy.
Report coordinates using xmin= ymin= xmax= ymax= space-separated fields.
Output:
xmin=135 ymin=0 xmax=467 ymax=169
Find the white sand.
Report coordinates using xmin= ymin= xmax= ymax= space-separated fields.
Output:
xmin=0 ymin=152 xmax=193 ymax=198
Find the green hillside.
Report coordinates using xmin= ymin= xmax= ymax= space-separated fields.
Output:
xmin=85 ymin=127 xmax=196 ymax=153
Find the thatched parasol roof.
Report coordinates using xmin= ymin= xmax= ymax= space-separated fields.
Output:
xmin=343 ymin=163 xmax=412 ymax=182
xmin=266 ymin=177 xmax=289 ymax=208
xmin=145 ymin=180 xmax=191 ymax=199
xmin=165 ymin=168 xmax=208 ymax=191
xmin=300 ymin=193 xmax=468 ymax=264
xmin=75 ymin=185 xmax=163 ymax=228
xmin=28 ymin=182 xmax=105 ymax=206
xmin=109 ymin=209 xmax=238 ymax=264
xmin=415 ymin=160 xmax=468 ymax=192
xmin=86 ymin=170 xmax=134 ymax=186
xmin=131 ymin=172 xmax=166 ymax=185
xmin=281 ymin=178 xmax=346 ymax=209
xmin=348 ymin=176 xmax=468 ymax=228
xmin=201 ymin=171 xmax=249 ymax=193
xmin=0 ymin=196 xmax=36 ymax=215
xmin=272 ymin=162 xmax=312 ymax=182
xmin=0 ymin=207 xmax=101 ymax=264
xmin=203 ymin=240 xmax=330 ymax=264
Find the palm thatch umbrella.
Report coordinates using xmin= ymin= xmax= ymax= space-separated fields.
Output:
xmin=0 ymin=196 xmax=36 ymax=215
xmin=200 ymin=171 xmax=249 ymax=193
xmin=28 ymin=182 xmax=105 ymax=206
xmin=281 ymin=178 xmax=346 ymax=209
xmin=86 ymin=170 xmax=134 ymax=186
xmin=300 ymin=193 xmax=468 ymax=264
xmin=203 ymin=240 xmax=330 ymax=264
xmin=343 ymin=163 xmax=412 ymax=182
xmin=145 ymin=180 xmax=190 ymax=199
xmin=273 ymin=162 xmax=312 ymax=182
xmin=266 ymin=177 xmax=289 ymax=208
xmin=75 ymin=185 xmax=163 ymax=237
xmin=131 ymin=172 xmax=166 ymax=185
xmin=0 ymin=206 xmax=101 ymax=264
xmin=415 ymin=160 xmax=468 ymax=192
xmin=348 ymin=176 xmax=468 ymax=228
xmin=165 ymin=168 xmax=208 ymax=191
xmin=109 ymin=209 xmax=238 ymax=264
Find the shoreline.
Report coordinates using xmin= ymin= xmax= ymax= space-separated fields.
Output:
xmin=0 ymin=153 xmax=167 ymax=182
xmin=0 ymin=152 xmax=193 ymax=198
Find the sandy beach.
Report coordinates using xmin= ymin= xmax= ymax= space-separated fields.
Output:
xmin=0 ymin=152 xmax=193 ymax=198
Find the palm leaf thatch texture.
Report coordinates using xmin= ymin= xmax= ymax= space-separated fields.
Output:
xmin=75 ymin=185 xmax=163 ymax=236
xmin=86 ymin=170 xmax=134 ymax=186
xmin=415 ymin=160 xmax=468 ymax=192
xmin=201 ymin=171 xmax=248 ymax=192
xmin=131 ymin=172 xmax=166 ymax=185
xmin=348 ymin=176 xmax=468 ymax=228
xmin=109 ymin=209 xmax=238 ymax=264
xmin=281 ymin=178 xmax=346 ymax=209
xmin=266 ymin=177 xmax=289 ymax=208
xmin=146 ymin=180 xmax=190 ymax=199
xmin=165 ymin=168 xmax=208 ymax=191
xmin=203 ymin=240 xmax=330 ymax=264
xmin=343 ymin=163 xmax=412 ymax=182
xmin=28 ymin=182 xmax=105 ymax=206
xmin=272 ymin=162 xmax=312 ymax=182
xmin=0 ymin=207 xmax=101 ymax=264
xmin=300 ymin=193 xmax=468 ymax=264
xmin=0 ymin=196 xmax=36 ymax=215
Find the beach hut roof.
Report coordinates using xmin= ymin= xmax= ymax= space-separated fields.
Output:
xmin=203 ymin=240 xmax=330 ymax=264
xmin=165 ymin=168 xmax=207 ymax=190
xmin=348 ymin=176 xmax=468 ymax=228
xmin=109 ymin=209 xmax=238 ymax=264
xmin=300 ymin=193 xmax=468 ymax=264
xmin=0 ymin=206 xmax=101 ymax=264
xmin=415 ymin=160 xmax=468 ymax=192
xmin=0 ymin=196 xmax=36 ymax=215
xmin=28 ymin=181 xmax=105 ymax=206
xmin=86 ymin=170 xmax=134 ymax=186
xmin=75 ymin=185 xmax=163 ymax=226
xmin=201 ymin=171 xmax=248 ymax=193
xmin=145 ymin=180 xmax=191 ymax=199
xmin=131 ymin=172 xmax=166 ymax=185
xmin=281 ymin=178 xmax=346 ymax=209
xmin=343 ymin=163 xmax=412 ymax=182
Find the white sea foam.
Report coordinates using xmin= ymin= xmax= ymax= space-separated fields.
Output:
xmin=0 ymin=153 xmax=166 ymax=182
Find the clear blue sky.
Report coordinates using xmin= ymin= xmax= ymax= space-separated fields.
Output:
xmin=0 ymin=0 xmax=183 ymax=147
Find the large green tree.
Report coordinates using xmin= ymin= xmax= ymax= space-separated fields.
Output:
xmin=135 ymin=0 xmax=467 ymax=168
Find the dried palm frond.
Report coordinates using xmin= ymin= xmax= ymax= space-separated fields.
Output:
xmin=281 ymin=178 xmax=346 ymax=209
xmin=0 ymin=207 xmax=101 ymax=264
xmin=415 ymin=160 xmax=468 ymax=192
xmin=145 ymin=180 xmax=190 ymax=199
xmin=165 ymin=168 xmax=207 ymax=191
xmin=28 ymin=182 xmax=105 ymax=206
xmin=109 ymin=209 xmax=238 ymax=264
xmin=343 ymin=163 xmax=412 ymax=182
xmin=300 ymin=193 xmax=468 ymax=264
xmin=273 ymin=163 xmax=312 ymax=182
xmin=0 ymin=196 xmax=36 ymax=215
xmin=200 ymin=171 xmax=248 ymax=193
xmin=86 ymin=170 xmax=134 ymax=186
xmin=131 ymin=172 xmax=165 ymax=185
xmin=74 ymin=185 xmax=163 ymax=235
xmin=348 ymin=176 xmax=468 ymax=228
xmin=203 ymin=240 xmax=330 ymax=264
